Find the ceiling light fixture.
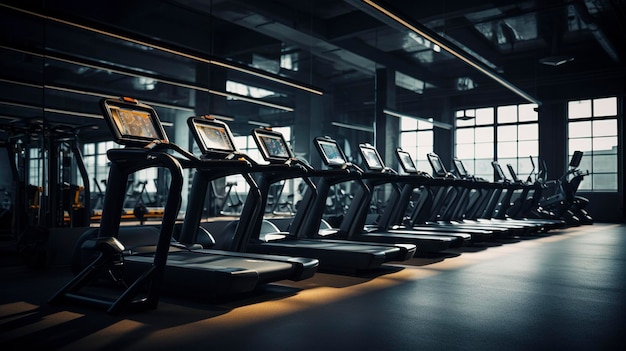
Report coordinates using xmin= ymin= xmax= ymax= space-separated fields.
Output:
xmin=353 ymin=0 xmax=541 ymax=106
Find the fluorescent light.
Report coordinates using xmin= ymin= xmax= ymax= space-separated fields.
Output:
xmin=356 ymin=0 xmax=541 ymax=106
xmin=383 ymin=109 xmax=452 ymax=130
xmin=331 ymin=121 xmax=374 ymax=132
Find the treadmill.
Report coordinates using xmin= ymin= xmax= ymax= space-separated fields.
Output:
xmin=297 ymin=136 xmax=462 ymax=254
xmin=187 ymin=120 xmax=415 ymax=273
xmin=398 ymin=152 xmax=509 ymax=238
xmin=420 ymin=153 xmax=531 ymax=236
xmin=353 ymin=142 xmax=474 ymax=246
xmin=50 ymin=97 xmax=318 ymax=314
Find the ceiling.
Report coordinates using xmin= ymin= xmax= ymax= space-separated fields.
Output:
xmin=0 ymin=0 xmax=625 ymax=142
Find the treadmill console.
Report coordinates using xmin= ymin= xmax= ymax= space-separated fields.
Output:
xmin=491 ymin=161 xmax=508 ymax=183
xmin=100 ymin=97 xmax=167 ymax=147
xmin=452 ymin=158 xmax=469 ymax=178
xmin=313 ymin=136 xmax=348 ymax=167
xmin=426 ymin=153 xmax=448 ymax=178
xmin=395 ymin=148 xmax=418 ymax=174
xmin=506 ymin=163 xmax=521 ymax=183
xmin=251 ymin=127 xmax=294 ymax=163
xmin=358 ymin=143 xmax=385 ymax=171
xmin=187 ymin=116 xmax=237 ymax=158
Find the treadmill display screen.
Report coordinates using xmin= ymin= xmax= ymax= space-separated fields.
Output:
xmin=453 ymin=158 xmax=468 ymax=177
xmin=317 ymin=139 xmax=346 ymax=166
xmin=396 ymin=149 xmax=417 ymax=174
xmin=359 ymin=144 xmax=384 ymax=170
xmin=427 ymin=153 xmax=446 ymax=177
xmin=255 ymin=131 xmax=292 ymax=161
xmin=110 ymin=106 xmax=161 ymax=141
xmin=193 ymin=120 xmax=235 ymax=153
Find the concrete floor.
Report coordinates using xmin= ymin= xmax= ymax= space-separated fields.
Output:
xmin=1 ymin=223 xmax=625 ymax=350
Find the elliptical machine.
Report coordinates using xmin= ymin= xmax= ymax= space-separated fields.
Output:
xmin=537 ymin=151 xmax=592 ymax=225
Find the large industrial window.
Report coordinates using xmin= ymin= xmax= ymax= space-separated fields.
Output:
xmin=455 ymin=103 xmax=539 ymax=181
xmin=399 ymin=117 xmax=434 ymax=173
xmin=567 ymin=97 xmax=618 ymax=191
xmin=455 ymin=107 xmax=495 ymax=180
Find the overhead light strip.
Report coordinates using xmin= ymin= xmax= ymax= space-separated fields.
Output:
xmin=331 ymin=121 xmax=374 ymax=132
xmin=0 ymin=47 xmax=293 ymax=112
xmin=0 ymin=4 xmax=323 ymax=96
xmin=383 ymin=109 xmax=452 ymax=130
xmin=359 ymin=0 xmax=541 ymax=105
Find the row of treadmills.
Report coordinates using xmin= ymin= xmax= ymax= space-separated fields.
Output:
xmin=49 ymin=96 xmax=569 ymax=314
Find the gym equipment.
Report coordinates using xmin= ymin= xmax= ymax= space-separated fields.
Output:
xmin=532 ymin=151 xmax=592 ymax=225
xmin=304 ymin=136 xmax=464 ymax=254
xmin=50 ymin=97 xmax=318 ymax=314
xmin=189 ymin=121 xmax=415 ymax=273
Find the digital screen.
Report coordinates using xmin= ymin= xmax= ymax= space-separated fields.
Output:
xmin=259 ymin=134 xmax=290 ymax=159
xmin=428 ymin=154 xmax=446 ymax=176
xmin=194 ymin=121 xmax=234 ymax=152
xmin=361 ymin=146 xmax=383 ymax=170
xmin=317 ymin=140 xmax=346 ymax=165
xmin=109 ymin=106 xmax=161 ymax=140
xmin=453 ymin=159 xmax=467 ymax=176
xmin=397 ymin=150 xmax=417 ymax=173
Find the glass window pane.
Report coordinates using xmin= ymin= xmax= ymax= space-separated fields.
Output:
xmin=593 ymin=119 xmax=617 ymax=137
xmin=475 ymin=159 xmax=493 ymax=180
xmin=84 ymin=143 xmax=95 ymax=155
xmin=417 ymin=131 xmax=433 ymax=147
xmin=592 ymin=173 xmax=617 ymax=191
xmin=569 ymin=138 xmax=592 ymax=153
xmin=569 ymin=121 xmax=592 ymax=138
xmin=568 ymin=99 xmax=591 ymax=119
xmin=475 ymin=107 xmax=494 ymax=125
xmin=593 ymin=97 xmax=617 ymax=117
xmin=517 ymin=158 xmax=536 ymax=177
xmin=417 ymin=120 xmax=434 ymax=130
xmin=475 ymin=126 xmax=494 ymax=142
xmin=401 ymin=117 xmax=418 ymax=131
xmin=456 ymin=128 xmax=474 ymax=143
xmin=475 ymin=143 xmax=493 ymax=158
xmin=593 ymin=154 xmax=617 ymax=173
xmin=497 ymin=105 xmax=517 ymax=123
xmin=400 ymin=132 xmax=417 ymax=149
xmin=593 ymin=136 xmax=618 ymax=152
xmin=498 ymin=125 xmax=517 ymax=141
xmin=518 ymin=103 xmax=538 ymax=122
xmin=456 ymin=144 xmax=474 ymax=159
xmin=518 ymin=123 xmax=538 ymax=140
xmin=498 ymin=142 xmax=517 ymax=158
xmin=518 ymin=140 xmax=538 ymax=156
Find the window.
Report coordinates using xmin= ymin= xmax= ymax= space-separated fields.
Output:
xmin=455 ymin=104 xmax=538 ymax=181
xmin=455 ymin=107 xmax=495 ymax=180
xmin=567 ymin=97 xmax=618 ymax=191
xmin=399 ymin=117 xmax=434 ymax=173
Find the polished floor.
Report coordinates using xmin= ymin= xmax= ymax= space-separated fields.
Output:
xmin=1 ymin=223 xmax=625 ymax=350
